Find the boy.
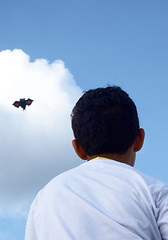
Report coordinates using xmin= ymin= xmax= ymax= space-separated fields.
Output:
xmin=25 ymin=86 xmax=168 ymax=239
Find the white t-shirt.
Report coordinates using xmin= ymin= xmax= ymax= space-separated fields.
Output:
xmin=25 ymin=158 xmax=168 ymax=240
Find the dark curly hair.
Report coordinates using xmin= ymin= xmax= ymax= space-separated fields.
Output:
xmin=71 ymin=86 xmax=139 ymax=156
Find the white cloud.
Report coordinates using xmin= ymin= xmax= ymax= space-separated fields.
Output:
xmin=0 ymin=49 xmax=83 ymax=217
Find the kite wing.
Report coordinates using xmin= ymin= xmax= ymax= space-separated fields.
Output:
xmin=26 ymin=98 xmax=33 ymax=106
xmin=13 ymin=101 xmax=21 ymax=108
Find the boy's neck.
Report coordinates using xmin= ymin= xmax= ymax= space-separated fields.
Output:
xmin=87 ymin=148 xmax=135 ymax=167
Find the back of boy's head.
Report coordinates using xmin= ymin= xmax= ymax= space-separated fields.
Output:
xmin=71 ymin=86 xmax=139 ymax=156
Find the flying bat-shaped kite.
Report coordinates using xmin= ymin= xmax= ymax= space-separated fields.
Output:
xmin=13 ymin=98 xmax=33 ymax=110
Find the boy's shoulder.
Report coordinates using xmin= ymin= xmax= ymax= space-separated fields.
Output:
xmin=40 ymin=159 xmax=168 ymax=197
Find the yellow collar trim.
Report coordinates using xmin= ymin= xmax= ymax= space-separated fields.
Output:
xmin=91 ymin=157 xmax=111 ymax=161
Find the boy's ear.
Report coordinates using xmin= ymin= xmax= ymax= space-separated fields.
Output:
xmin=133 ymin=128 xmax=145 ymax=152
xmin=72 ymin=139 xmax=87 ymax=160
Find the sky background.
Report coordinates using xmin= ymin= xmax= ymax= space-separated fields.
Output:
xmin=0 ymin=0 xmax=168 ymax=239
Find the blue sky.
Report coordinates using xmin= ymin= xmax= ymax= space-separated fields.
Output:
xmin=0 ymin=0 xmax=168 ymax=239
